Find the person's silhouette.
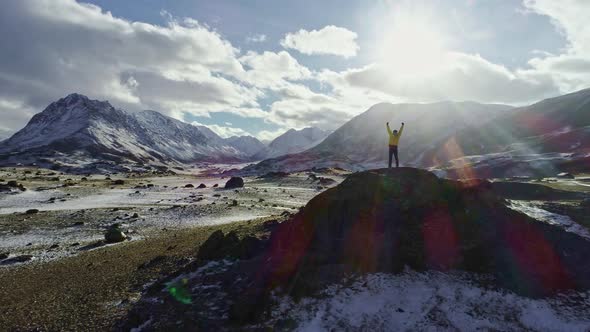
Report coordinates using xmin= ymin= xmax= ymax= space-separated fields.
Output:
xmin=386 ymin=122 xmax=404 ymax=168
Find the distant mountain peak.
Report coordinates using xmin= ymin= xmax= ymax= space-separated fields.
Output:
xmin=0 ymin=93 xmax=269 ymax=171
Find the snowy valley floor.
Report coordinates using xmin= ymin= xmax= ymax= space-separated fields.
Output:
xmin=0 ymin=166 xmax=342 ymax=265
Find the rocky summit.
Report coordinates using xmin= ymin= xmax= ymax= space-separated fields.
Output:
xmin=263 ymin=168 xmax=590 ymax=299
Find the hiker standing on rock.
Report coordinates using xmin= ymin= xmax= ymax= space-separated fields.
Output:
xmin=387 ymin=122 xmax=404 ymax=168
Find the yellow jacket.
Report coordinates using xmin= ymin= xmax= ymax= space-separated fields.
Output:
xmin=387 ymin=123 xmax=404 ymax=146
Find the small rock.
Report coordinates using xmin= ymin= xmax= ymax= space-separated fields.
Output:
xmin=184 ymin=184 xmax=194 ymax=188
xmin=213 ymin=183 xmax=219 ymax=188
xmin=197 ymin=183 xmax=207 ymax=189
xmin=112 ymin=179 xmax=125 ymax=185
xmin=25 ymin=209 xmax=39 ymax=214
xmin=557 ymin=172 xmax=575 ymax=179
xmin=231 ymin=199 xmax=238 ymax=206
xmin=72 ymin=221 xmax=85 ymax=226
xmin=9 ymin=255 xmax=34 ymax=263
xmin=49 ymin=244 xmax=60 ymax=249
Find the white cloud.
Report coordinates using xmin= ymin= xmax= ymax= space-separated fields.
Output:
xmin=325 ymin=52 xmax=558 ymax=104
xmin=239 ymin=51 xmax=312 ymax=89
xmin=191 ymin=121 xmax=251 ymax=138
xmin=246 ymin=34 xmax=267 ymax=43
xmin=0 ymin=0 xmax=258 ymax=134
xmin=281 ymin=25 xmax=359 ymax=58
xmin=522 ymin=0 xmax=590 ymax=92
xmin=0 ymin=98 xmax=37 ymax=140
xmin=255 ymin=128 xmax=288 ymax=142
xmin=1 ymin=0 xmax=589 ymax=142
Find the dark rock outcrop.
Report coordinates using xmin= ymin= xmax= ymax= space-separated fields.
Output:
xmin=197 ymin=231 xmax=264 ymax=261
xmin=259 ymin=168 xmax=590 ymax=301
xmin=224 ymin=177 xmax=244 ymax=189
xmin=105 ymin=224 xmax=127 ymax=243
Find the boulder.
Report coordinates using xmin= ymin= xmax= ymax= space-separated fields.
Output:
xmin=105 ymin=225 xmax=127 ymax=243
xmin=317 ymin=177 xmax=336 ymax=186
xmin=197 ymin=183 xmax=207 ymax=189
xmin=197 ymin=231 xmax=264 ymax=261
xmin=224 ymin=177 xmax=244 ymax=189
xmin=557 ymin=172 xmax=575 ymax=179
xmin=185 ymin=184 xmax=194 ymax=188
xmin=4 ymin=255 xmax=33 ymax=263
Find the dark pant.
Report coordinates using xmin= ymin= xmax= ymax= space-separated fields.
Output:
xmin=388 ymin=145 xmax=399 ymax=168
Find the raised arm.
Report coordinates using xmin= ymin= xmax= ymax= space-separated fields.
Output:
xmin=398 ymin=123 xmax=404 ymax=137
xmin=386 ymin=122 xmax=392 ymax=135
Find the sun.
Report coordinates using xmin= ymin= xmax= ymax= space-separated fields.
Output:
xmin=374 ymin=5 xmax=450 ymax=77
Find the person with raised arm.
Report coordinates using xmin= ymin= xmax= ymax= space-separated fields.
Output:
xmin=386 ymin=122 xmax=404 ymax=168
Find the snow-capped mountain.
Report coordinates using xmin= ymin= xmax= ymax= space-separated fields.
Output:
xmin=254 ymin=127 xmax=330 ymax=159
xmin=422 ymin=88 xmax=590 ymax=178
xmin=0 ymin=94 xmax=262 ymax=172
xmin=240 ymin=101 xmax=511 ymax=175
xmin=224 ymin=135 xmax=267 ymax=157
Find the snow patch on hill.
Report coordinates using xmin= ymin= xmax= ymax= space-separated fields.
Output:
xmin=271 ymin=272 xmax=590 ymax=331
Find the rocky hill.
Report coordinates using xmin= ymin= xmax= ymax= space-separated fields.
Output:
xmin=122 ymin=168 xmax=590 ymax=329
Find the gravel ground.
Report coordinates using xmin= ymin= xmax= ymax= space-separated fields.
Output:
xmin=0 ymin=216 xmax=276 ymax=331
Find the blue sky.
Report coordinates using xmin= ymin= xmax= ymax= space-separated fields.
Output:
xmin=1 ymin=0 xmax=589 ymax=140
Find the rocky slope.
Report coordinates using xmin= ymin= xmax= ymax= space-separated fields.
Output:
xmin=424 ymin=88 xmax=590 ymax=178
xmin=0 ymin=94 xmax=265 ymax=172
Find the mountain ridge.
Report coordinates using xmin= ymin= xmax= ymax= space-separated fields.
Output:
xmin=0 ymin=94 xmax=263 ymax=172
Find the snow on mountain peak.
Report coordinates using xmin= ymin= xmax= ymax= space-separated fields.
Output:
xmin=262 ymin=126 xmax=330 ymax=158
xmin=0 ymin=94 xmax=271 ymax=169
